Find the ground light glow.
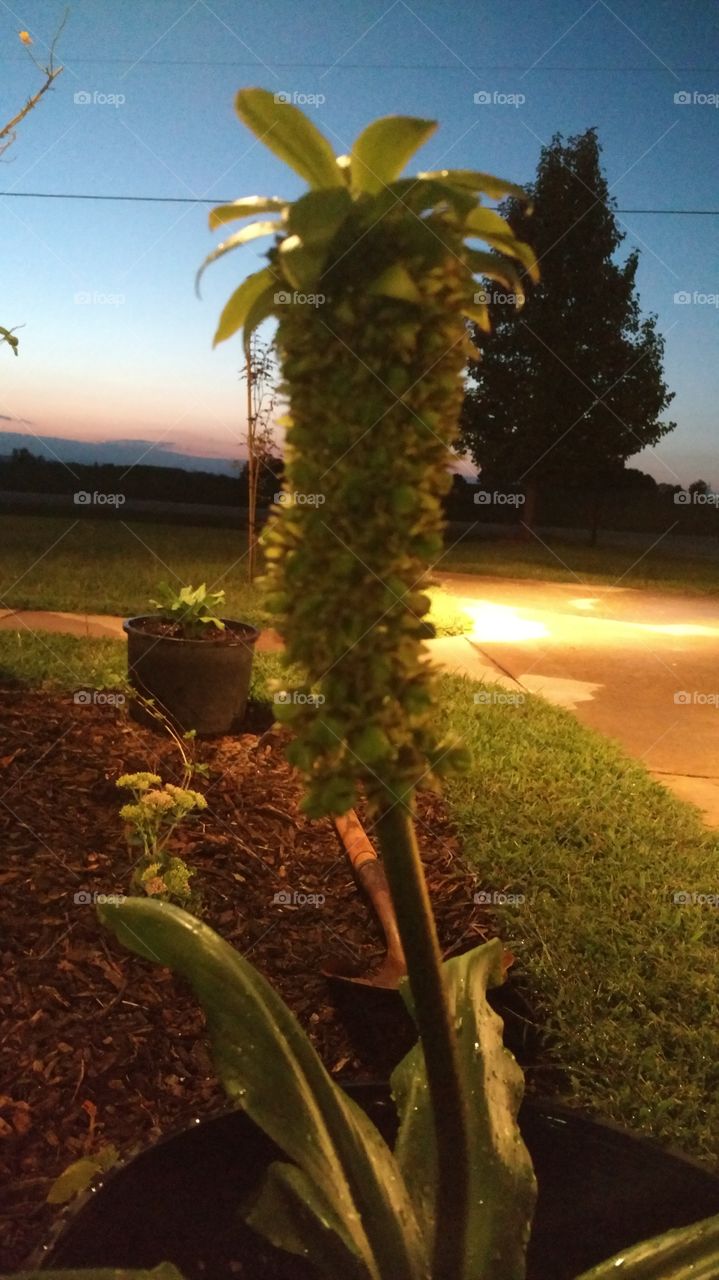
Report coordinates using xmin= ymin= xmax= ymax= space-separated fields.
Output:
xmin=463 ymin=602 xmax=550 ymax=643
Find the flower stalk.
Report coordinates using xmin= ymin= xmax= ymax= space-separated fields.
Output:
xmin=375 ymin=796 xmax=469 ymax=1280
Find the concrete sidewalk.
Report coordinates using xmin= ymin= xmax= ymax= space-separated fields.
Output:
xmin=0 ymin=608 xmax=284 ymax=652
xmin=435 ymin=574 xmax=719 ymax=826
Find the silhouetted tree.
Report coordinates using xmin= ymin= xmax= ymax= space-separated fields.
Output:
xmin=461 ymin=128 xmax=675 ymax=544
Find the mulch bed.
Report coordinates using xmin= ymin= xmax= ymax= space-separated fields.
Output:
xmin=0 ymin=687 xmax=543 ymax=1271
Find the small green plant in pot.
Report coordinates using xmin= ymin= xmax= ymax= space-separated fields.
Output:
xmin=124 ymin=582 xmax=260 ymax=736
xmin=24 ymin=94 xmax=719 ymax=1280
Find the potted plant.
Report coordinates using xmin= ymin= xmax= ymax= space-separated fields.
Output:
xmin=124 ymin=583 xmax=259 ymax=735
xmin=25 ymin=93 xmax=719 ymax=1280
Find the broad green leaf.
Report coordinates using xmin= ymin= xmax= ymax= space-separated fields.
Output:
xmin=287 ymin=187 xmax=352 ymax=246
xmin=480 ymin=233 xmax=540 ymax=284
xmin=461 ymin=302 xmax=491 ymax=333
xmin=47 ymin=1145 xmax=119 ymax=1205
xmin=0 ymin=326 xmax=19 ymax=355
xmin=420 ymin=169 xmax=531 ymax=206
xmin=235 ymin=88 xmax=343 ymax=190
xmin=279 ymin=235 xmax=328 ymax=290
xmin=246 ymin=1161 xmax=369 ymax=1280
xmin=209 ymin=195 xmax=287 ymax=230
xmin=100 ymin=898 xmax=428 ymax=1280
xmin=368 ymin=263 xmax=422 ymax=304
xmin=196 ymin=221 xmax=280 ymax=295
xmin=462 ymin=331 xmax=483 ymax=362
xmin=367 ymin=177 xmax=477 ymax=223
xmin=350 ymin=116 xmax=437 ymax=196
xmin=391 ymin=938 xmax=536 ymax=1280
xmin=464 ymin=206 xmax=514 ymax=240
xmin=5 ymin=1268 xmax=185 ymax=1280
xmin=464 ymin=210 xmax=539 ymax=281
xmin=466 ymin=250 xmax=526 ymax=300
xmin=575 ymin=1212 xmax=719 ymax=1279
xmin=239 ymin=284 xmax=281 ymax=356
xmin=213 ymin=266 xmax=277 ymax=345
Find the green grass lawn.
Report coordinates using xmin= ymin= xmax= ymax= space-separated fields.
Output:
xmin=0 ymin=515 xmax=267 ymax=623
xmin=2 ymin=627 xmax=717 ymax=1165
xmin=0 ymin=516 xmax=472 ymax=636
xmin=439 ymin=533 xmax=719 ymax=594
xmin=2 ymin=518 xmax=717 ymax=634
xmin=438 ymin=673 xmax=719 ymax=1166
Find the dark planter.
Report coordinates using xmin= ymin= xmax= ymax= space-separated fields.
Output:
xmin=124 ymin=615 xmax=260 ymax=736
xmin=38 ymin=1085 xmax=719 ymax=1280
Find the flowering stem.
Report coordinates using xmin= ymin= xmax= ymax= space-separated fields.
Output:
xmin=374 ymin=797 xmax=469 ymax=1280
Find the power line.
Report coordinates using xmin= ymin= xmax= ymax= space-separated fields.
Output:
xmin=2 ymin=57 xmax=719 ymax=70
xmin=0 ymin=190 xmax=718 ymax=214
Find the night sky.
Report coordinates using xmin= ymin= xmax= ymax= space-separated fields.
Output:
xmin=2 ymin=0 xmax=717 ymax=486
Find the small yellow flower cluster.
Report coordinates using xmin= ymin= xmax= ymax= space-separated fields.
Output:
xmin=117 ymin=772 xmax=162 ymax=792
xmin=140 ymin=789 xmax=177 ymax=812
xmin=116 ymin=771 xmax=205 ymax=906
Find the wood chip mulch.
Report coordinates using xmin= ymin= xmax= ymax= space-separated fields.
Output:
xmin=0 ymin=687 xmax=542 ymax=1271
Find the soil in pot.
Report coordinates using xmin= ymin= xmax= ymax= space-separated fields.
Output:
xmin=39 ymin=1086 xmax=719 ymax=1280
xmin=124 ymin=615 xmax=260 ymax=735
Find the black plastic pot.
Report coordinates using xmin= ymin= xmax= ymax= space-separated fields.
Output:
xmin=38 ymin=1085 xmax=719 ymax=1280
xmin=124 ymin=616 xmax=260 ymax=736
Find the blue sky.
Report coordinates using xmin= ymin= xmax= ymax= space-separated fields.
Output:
xmin=1 ymin=0 xmax=717 ymax=486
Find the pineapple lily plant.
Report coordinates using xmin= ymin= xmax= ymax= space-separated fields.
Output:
xmin=18 ymin=93 xmax=719 ymax=1280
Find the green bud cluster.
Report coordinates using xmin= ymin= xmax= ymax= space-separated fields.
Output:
xmin=261 ymin=211 xmax=474 ymax=816
xmin=202 ymin=93 xmax=536 ymax=819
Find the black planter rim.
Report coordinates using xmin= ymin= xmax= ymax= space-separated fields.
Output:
xmin=33 ymin=1082 xmax=719 ymax=1272
xmin=123 ymin=615 xmax=261 ymax=647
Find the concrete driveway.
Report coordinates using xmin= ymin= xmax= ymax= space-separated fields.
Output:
xmin=433 ymin=573 xmax=719 ymax=825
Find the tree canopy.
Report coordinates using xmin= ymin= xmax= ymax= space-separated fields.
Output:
xmin=460 ymin=127 xmax=675 ymax=523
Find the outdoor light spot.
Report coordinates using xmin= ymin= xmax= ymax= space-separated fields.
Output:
xmin=570 ymin=597 xmax=601 ymax=610
xmin=465 ymin=602 xmax=549 ymax=643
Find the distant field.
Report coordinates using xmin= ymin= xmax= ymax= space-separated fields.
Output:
xmin=1 ymin=517 xmax=717 ymax=626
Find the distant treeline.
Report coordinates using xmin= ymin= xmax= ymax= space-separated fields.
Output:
xmin=445 ymin=468 xmax=719 ymax=538
xmin=1 ymin=448 xmax=716 ymax=538
xmin=0 ymin=448 xmax=283 ymax=507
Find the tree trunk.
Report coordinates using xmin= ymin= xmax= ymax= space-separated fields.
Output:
xmin=518 ymin=478 xmax=539 ymax=539
xmin=588 ymin=491 xmax=603 ymax=547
